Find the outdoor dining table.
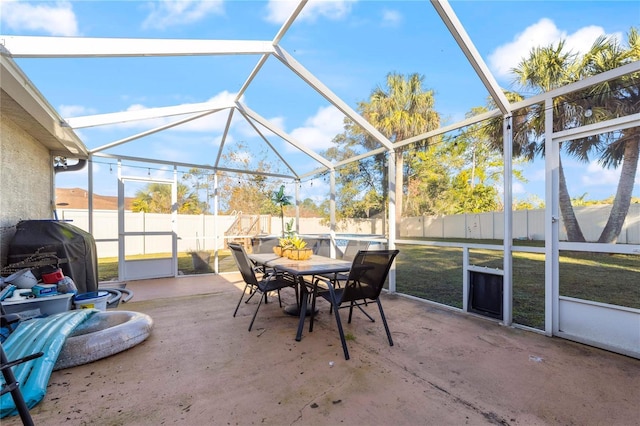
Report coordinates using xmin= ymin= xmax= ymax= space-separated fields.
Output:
xmin=247 ymin=253 xmax=352 ymax=341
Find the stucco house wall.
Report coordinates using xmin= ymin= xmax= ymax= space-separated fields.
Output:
xmin=1 ymin=54 xmax=87 ymax=267
xmin=0 ymin=114 xmax=54 ymax=265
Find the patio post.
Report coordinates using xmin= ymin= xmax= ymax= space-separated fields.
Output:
xmin=329 ymin=169 xmax=336 ymax=258
xmin=502 ymin=115 xmax=513 ymax=326
xmin=387 ymin=150 xmax=397 ymax=293
xmin=213 ymin=172 xmax=219 ymax=273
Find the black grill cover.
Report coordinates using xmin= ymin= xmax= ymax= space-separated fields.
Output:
xmin=7 ymin=220 xmax=98 ymax=293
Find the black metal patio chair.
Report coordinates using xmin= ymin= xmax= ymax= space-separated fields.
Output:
xmin=314 ymin=240 xmax=372 ymax=290
xmin=340 ymin=239 xmax=371 ymax=261
xmin=229 ymin=243 xmax=298 ymax=331
xmin=310 ymin=249 xmax=400 ymax=360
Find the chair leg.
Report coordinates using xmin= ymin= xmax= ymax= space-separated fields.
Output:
xmin=376 ymin=299 xmax=393 ymax=346
xmin=233 ymin=284 xmax=251 ymax=317
xmin=1 ymin=345 xmax=38 ymax=426
xmin=309 ymin=282 xmax=318 ymax=332
xmin=248 ymin=292 xmax=266 ymax=332
xmin=355 ymin=302 xmax=376 ymax=322
xmin=245 ymin=287 xmax=257 ymax=303
xmin=331 ymin=298 xmax=350 ymax=360
xmin=295 ymin=282 xmax=308 ymax=342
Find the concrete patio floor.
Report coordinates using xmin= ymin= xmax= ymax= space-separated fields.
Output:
xmin=5 ymin=273 xmax=639 ymax=425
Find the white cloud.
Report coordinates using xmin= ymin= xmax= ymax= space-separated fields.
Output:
xmin=289 ymin=105 xmax=345 ymax=151
xmin=581 ymin=161 xmax=620 ymax=186
xmin=381 ymin=9 xmax=402 ymax=27
xmin=0 ymin=0 xmax=79 ymax=36
xmin=265 ymin=0 xmax=355 ymax=25
xmin=85 ymin=91 xmax=239 ymax=132
xmin=488 ymin=18 xmax=617 ymax=80
xmin=59 ymin=105 xmax=96 ymax=119
xmin=235 ymin=113 xmax=286 ymax=140
xmin=512 ymin=181 xmax=526 ymax=195
xmin=142 ymin=0 xmax=224 ymax=30
xmin=267 ymin=116 xmax=286 ymax=134
xmin=299 ymin=176 xmax=330 ymax=204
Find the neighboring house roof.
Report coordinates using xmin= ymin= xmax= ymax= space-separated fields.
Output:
xmin=55 ymin=188 xmax=134 ymax=210
xmin=0 ymin=52 xmax=88 ymax=158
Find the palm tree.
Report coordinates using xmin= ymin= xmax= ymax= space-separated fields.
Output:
xmin=511 ymin=41 xmax=587 ymax=241
xmin=271 ymin=185 xmax=292 ymax=238
xmin=495 ymin=28 xmax=639 ymax=242
xmin=578 ymin=29 xmax=640 ymax=242
xmin=132 ymin=182 xmax=204 ymax=214
xmin=360 ymin=73 xmax=440 ymax=236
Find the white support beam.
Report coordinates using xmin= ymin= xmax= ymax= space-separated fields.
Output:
xmin=397 ymin=108 xmax=503 ymax=150
xmin=545 ymin=98 xmax=560 ymax=338
xmin=235 ymin=109 xmax=299 ymax=177
xmin=90 ymin=109 xmax=218 ymax=153
xmin=93 ymin=152 xmax=295 ymax=180
xmin=333 ymin=147 xmax=388 ymax=169
xmin=387 ymin=150 xmax=397 ymax=292
xmin=237 ymin=102 xmax=334 ymax=169
xmin=431 ymin=0 xmax=511 ymax=115
xmin=236 ymin=54 xmax=270 ymax=101
xmin=237 ymin=1 xmax=309 ymax=106
xmin=502 ymin=115 xmax=513 ymax=326
xmin=299 ymin=166 xmax=332 ymax=181
xmin=329 ymin=169 xmax=336 ymax=258
xmin=213 ymin=109 xmax=235 ymax=169
xmin=273 ymin=46 xmax=395 ymax=151
xmin=553 ymin=113 xmax=640 ymax=144
xmin=66 ymin=100 xmax=233 ymax=129
xmin=1 ymin=36 xmax=275 ymax=58
xmin=508 ymin=61 xmax=640 ymax=112
xmin=273 ymin=0 xmax=308 ymax=45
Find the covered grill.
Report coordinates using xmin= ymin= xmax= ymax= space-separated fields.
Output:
xmin=7 ymin=220 xmax=98 ymax=294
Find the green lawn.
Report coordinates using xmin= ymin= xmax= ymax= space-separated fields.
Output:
xmin=97 ymin=251 xmax=235 ymax=281
xmin=99 ymin=243 xmax=639 ymax=331
xmin=395 ymin=243 xmax=640 ymax=330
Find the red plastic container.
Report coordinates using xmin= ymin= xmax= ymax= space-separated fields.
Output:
xmin=42 ymin=268 xmax=64 ymax=284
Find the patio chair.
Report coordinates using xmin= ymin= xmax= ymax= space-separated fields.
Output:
xmin=229 ymin=243 xmax=298 ymax=331
xmin=315 ymin=240 xmax=372 ymax=288
xmin=340 ymin=239 xmax=371 ymax=261
xmin=249 ymin=238 xmax=278 ymax=275
xmin=310 ymin=249 xmax=400 ymax=360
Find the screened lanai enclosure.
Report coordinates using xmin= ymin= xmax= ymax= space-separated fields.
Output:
xmin=1 ymin=0 xmax=638 ymax=359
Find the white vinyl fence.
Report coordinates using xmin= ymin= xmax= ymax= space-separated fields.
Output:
xmin=401 ymin=204 xmax=640 ymax=243
xmin=58 ymin=204 xmax=639 ymax=258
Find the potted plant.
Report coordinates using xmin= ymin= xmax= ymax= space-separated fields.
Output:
xmin=271 ymin=184 xmax=292 ymax=239
xmin=273 ymin=219 xmax=295 ymax=257
xmin=285 ymin=236 xmax=313 ymax=260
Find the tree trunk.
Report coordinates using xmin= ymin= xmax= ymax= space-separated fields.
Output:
xmin=395 ymin=152 xmax=404 ymax=239
xmin=558 ymin=156 xmax=586 ymax=242
xmin=598 ymin=138 xmax=640 ymax=243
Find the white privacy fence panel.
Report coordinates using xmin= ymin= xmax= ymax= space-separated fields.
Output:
xmin=59 ymin=209 xmax=236 ymax=257
xmin=403 ymin=205 xmax=639 ymax=243
xmin=58 ymin=204 xmax=639 ymax=258
xmin=276 ymin=217 xmax=384 ymax=236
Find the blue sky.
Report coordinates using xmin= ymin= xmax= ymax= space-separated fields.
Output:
xmin=1 ymin=0 xmax=638 ymax=206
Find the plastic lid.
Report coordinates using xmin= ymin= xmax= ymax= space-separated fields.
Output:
xmin=74 ymin=291 xmax=109 ymax=301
